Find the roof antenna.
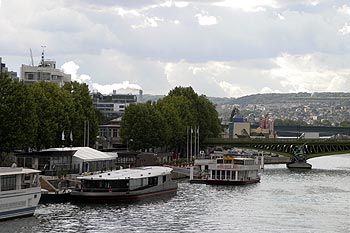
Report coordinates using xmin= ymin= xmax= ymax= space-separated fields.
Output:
xmin=40 ymin=45 xmax=46 ymax=66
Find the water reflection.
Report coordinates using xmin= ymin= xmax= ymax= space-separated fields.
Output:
xmin=1 ymin=154 xmax=350 ymax=233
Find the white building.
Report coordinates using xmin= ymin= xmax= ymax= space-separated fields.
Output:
xmin=20 ymin=52 xmax=71 ymax=86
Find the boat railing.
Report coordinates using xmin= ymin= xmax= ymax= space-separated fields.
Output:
xmin=214 ymin=164 xmax=260 ymax=170
xmin=78 ymin=187 xmax=129 ymax=192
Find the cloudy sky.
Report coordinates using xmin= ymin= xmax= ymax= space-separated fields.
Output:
xmin=1 ymin=0 xmax=350 ymax=97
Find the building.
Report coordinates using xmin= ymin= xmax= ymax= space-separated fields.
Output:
xmin=96 ymin=118 xmax=122 ymax=149
xmin=228 ymin=114 xmax=275 ymax=139
xmin=93 ymin=89 xmax=142 ymax=119
xmin=0 ymin=57 xmax=19 ymax=80
xmin=20 ymin=50 xmax=71 ymax=86
xmin=15 ymin=147 xmax=117 ymax=175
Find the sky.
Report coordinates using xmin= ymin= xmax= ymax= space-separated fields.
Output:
xmin=1 ymin=0 xmax=350 ymax=97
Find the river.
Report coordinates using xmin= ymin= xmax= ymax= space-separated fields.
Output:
xmin=2 ymin=154 xmax=350 ymax=233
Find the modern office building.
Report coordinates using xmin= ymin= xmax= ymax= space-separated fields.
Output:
xmin=20 ymin=50 xmax=71 ymax=86
xmin=93 ymin=89 xmax=142 ymax=119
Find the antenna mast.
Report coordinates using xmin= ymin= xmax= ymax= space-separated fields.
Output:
xmin=40 ymin=45 xmax=46 ymax=66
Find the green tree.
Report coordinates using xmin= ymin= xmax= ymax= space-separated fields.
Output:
xmin=120 ymin=102 xmax=166 ymax=151
xmin=120 ymin=86 xmax=221 ymax=154
xmin=63 ymin=82 xmax=98 ymax=147
xmin=229 ymin=107 xmax=240 ymax=120
xmin=29 ymin=82 xmax=71 ymax=149
xmin=0 ymin=74 xmax=36 ymax=154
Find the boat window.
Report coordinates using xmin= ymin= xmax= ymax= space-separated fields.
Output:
xmin=163 ymin=175 xmax=166 ymax=183
xmin=1 ymin=175 xmax=17 ymax=191
xmin=212 ymin=170 xmax=216 ymax=179
xmin=148 ymin=176 xmax=158 ymax=186
xmin=234 ymin=159 xmax=244 ymax=165
xmin=221 ymin=171 xmax=226 ymax=180
xmin=227 ymin=171 xmax=231 ymax=179
xmin=216 ymin=170 xmax=220 ymax=179
xmin=217 ymin=159 xmax=223 ymax=164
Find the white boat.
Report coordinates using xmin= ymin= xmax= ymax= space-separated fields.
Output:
xmin=0 ymin=166 xmax=41 ymax=220
xmin=71 ymin=166 xmax=177 ymax=202
xmin=190 ymin=152 xmax=262 ymax=185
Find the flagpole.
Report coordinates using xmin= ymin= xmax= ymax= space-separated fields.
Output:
xmin=83 ymin=121 xmax=86 ymax=147
xmin=190 ymin=127 xmax=193 ymax=163
xmin=194 ymin=126 xmax=196 ymax=159
xmin=186 ymin=126 xmax=189 ymax=164
xmin=197 ymin=127 xmax=200 ymax=157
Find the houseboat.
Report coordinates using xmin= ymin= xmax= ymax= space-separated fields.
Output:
xmin=0 ymin=166 xmax=41 ymax=220
xmin=71 ymin=166 xmax=177 ymax=202
xmin=190 ymin=152 xmax=262 ymax=185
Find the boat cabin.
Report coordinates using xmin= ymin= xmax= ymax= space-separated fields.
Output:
xmin=78 ymin=167 xmax=172 ymax=193
xmin=0 ymin=167 xmax=40 ymax=192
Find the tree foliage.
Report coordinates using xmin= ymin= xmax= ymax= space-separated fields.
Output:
xmin=120 ymin=86 xmax=221 ymax=154
xmin=0 ymin=74 xmax=98 ymax=153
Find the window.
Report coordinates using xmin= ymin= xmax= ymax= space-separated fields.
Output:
xmin=1 ymin=175 xmax=17 ymax=191
xmin=27 ymin=73 xmax=34 ymax=80
xmin=163 ymin=175 xmax=167 ymax=183
xmin=148 ymin=176 xmax=158 ymax=186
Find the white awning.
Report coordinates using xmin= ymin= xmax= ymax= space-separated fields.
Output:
xmin=72 ymin=147 xmax=117 ymax=162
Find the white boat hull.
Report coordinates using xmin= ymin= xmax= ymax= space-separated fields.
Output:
xmin=0 ymin=188 xmax=41 ymax=220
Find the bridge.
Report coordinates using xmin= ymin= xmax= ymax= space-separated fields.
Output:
xmin=202 ymin=138 xmax=350 ymax=168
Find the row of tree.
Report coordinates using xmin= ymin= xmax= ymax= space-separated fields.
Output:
xmin=120 ymin=87 xmax=221 ymax=155
xmin=0 ymin=73 xmax=99 ymax=154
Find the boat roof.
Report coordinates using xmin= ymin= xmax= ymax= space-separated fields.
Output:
xmin=77 ymin=166 xmax=173 ymax=180
xmin=0 ymin=167 xmax=41 ymax=176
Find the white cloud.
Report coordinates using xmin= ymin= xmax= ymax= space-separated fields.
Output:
xmin=338 ymin=4 xmax=350 ymax=15
xmin=213 ymin=0 xmax=279 ymax=12
xmin=115 ymin=7 xmax=141 ymax=17
xmin=219 ymin=81 xmax=245 ymax=97
xmin=174 ymin=1 xmax=189 ymax=8
xmin=61 ymin=61 xmax=91 ymax=83
xmin=261 ymin=87 xmax=281 ymax=94
xmin=339 ymin=23 xmax=350 ymax=35
xmin=91 ymin=81 xmax=142 ymax=95
xmin=195 ymin=13 xmax=218 ymax=26
xmin=270 ymin=53 xmax=350 ymax=93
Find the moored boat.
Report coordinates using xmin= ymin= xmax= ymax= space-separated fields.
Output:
xmin=190 ymin=152 xmax=262 ymax=185
xmin=0 ymin=166 xmax=41 ymax=220
xmin=71 ymin=166 xmax=177 ymax=202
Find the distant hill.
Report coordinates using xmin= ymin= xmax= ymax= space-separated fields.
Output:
xmin=208 ymin=92 xmax=350 ymax=106
xmin=142 ymin=92 xmax=350 ymax=106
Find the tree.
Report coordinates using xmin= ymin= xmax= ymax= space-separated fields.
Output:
xmin=120 ymin=86 xmax=221 ymax=155
xmin=63 ymin=82 xmax=98 ymax=147
xmin=0 ymin=74 xmax=36 ymax=154
xmin=230 ymin=107 xmax=240 ymax=120
xmin=29 ymin=82 xmax=72 ymax=149
xmin=120 ymin=102 xmax=166 ymax=151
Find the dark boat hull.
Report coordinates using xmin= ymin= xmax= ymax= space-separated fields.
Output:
xmin=191 ymin=179 xmax=260 ymax=185
xmin=70 ymin=187 xmax=178 ymax=203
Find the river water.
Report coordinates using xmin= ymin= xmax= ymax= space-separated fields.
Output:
xmin=2 ymin=154 xmax=350 ymax=233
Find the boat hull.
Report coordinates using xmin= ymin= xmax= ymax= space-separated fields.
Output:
xmin=71 ymin=187 xmax=178 ymax=203
xmin=0 ymin=188 xmax=41 ymax=221
xmin=206 ymin=179 xmax=260 ymax=185
xmin=190 ymin=178 xmax=260 ymax=185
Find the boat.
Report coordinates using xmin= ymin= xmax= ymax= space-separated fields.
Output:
xmin=0 ymin=166 xmax=41 ymax=220
xmin=190 ymin=152 xmax=262 ymax=185
xmin=70 ymin=166 xmax=178 ymax=202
